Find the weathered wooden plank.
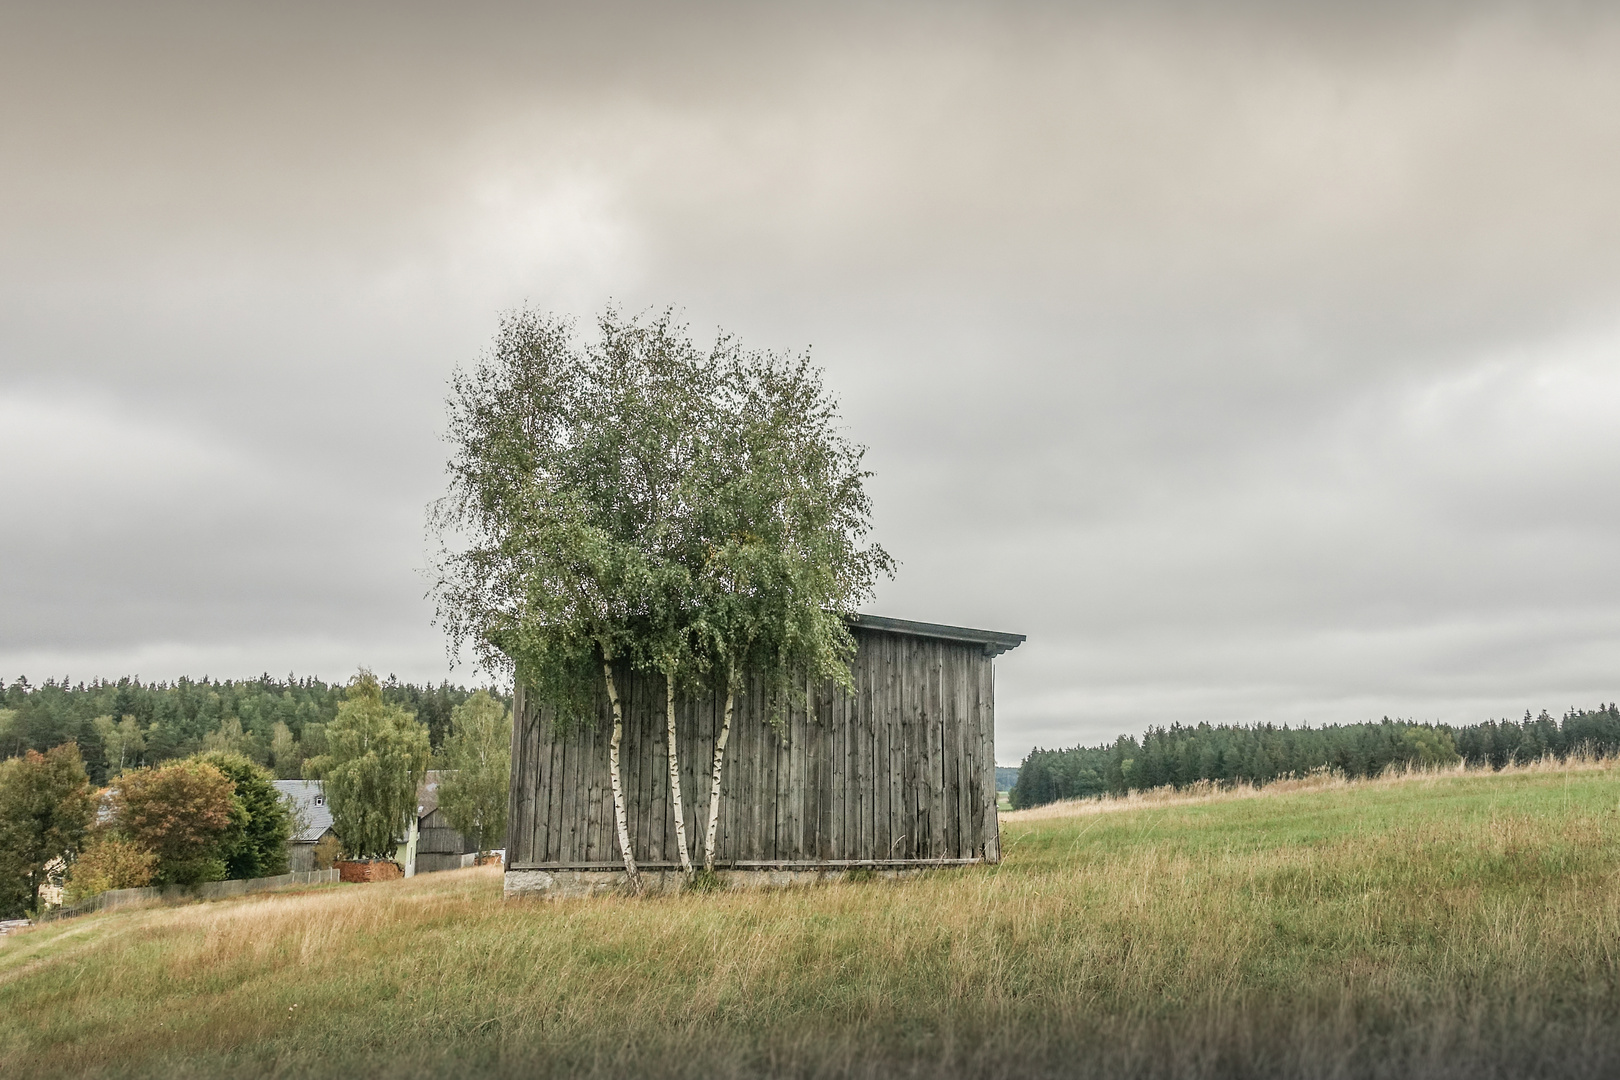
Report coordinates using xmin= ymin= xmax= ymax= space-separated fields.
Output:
xmin=735 ymin=678 xmax=751 ymax=862
xmin=578 ymin=691 xmax=594 ymax=863
xmin=760 ymin=697 xmax=776 ymax=863
xmin=812 ymin=674 xmax=828 ymax=859
xmin=898 ymin=634 xmax=915 ymax=859
xmin=955 ymin=645 xmax=971 ymax=859
xmin=866 ymin=642 xmax=884 ymax=859
xmin=648 ymin=672 xmax=667 ymax=865
xmin=754 ymin=679 xmax=768 ymax=861
xmin=534 ymin=697 xmax=550 ymax=864
xmin=534 ymin=696 xmax=547 ymax=867
xmin=858 ymin=654 xmax=874 ymax=862
xmin=984 ymin=655 xmax=1000 ymax=862
xmin=976 ymin=652 xmax=992 ymax=858
xmin=848 ymin=678 xmax=861 ymax=862
xmin=851 ymin=677 xmax=863 ymax=860
xmin=509 ymin=683 xmax=528 ymax=863
xmin=543 ymin=704 xmax=558 ymax=863
xmin=778 ymin=685 xmax=791 ymax=861
xmin=510 ymin=685 xmax=527 ymax=863
xmin=945 ymin=644 xmax=959 ymax=858
xmin=735 ymin=678 xmax=750 ymax=862
xmin=575 ymin=697 xmax=588 ymax=864
xmin=885 ymin=633 xmax=901 ymax=859
xmin=789 ymin=691 xmax=802 ymax=860
xmin=829 ymin=663 xmax=842 ymax=854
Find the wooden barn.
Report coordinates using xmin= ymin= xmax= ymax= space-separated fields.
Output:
xmin=414 ymin=771 xmax=481 ymax=874
xmin=504 ymin=614 xmax=1024 ymax=896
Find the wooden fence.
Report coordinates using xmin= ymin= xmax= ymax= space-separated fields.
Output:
xmin=507 ymin=625 xmax=1004 ymax=869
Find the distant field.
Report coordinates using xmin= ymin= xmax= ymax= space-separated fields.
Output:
xmin=5 ymin=761 xmax=1620 ymax=1079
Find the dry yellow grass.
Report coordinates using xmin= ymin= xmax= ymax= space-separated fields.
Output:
xmin=4 ymin=762 xmax=1620 ymax=1078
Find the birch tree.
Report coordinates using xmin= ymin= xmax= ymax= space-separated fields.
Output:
xmin=431 ymin=307 xmax=716 ymax=890
xmin=436 ymin=690 xmax=512 ymax=858
xmin=304 ymin=672 xmax=430 ymax=862
xmin=691 ymin=348 xmax=892 ymax=872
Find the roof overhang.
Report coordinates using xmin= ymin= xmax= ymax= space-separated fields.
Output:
xmin=849 ymin=614 xmax=1026 ymax=657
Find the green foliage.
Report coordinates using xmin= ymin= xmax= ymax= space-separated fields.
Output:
xmin=0 ymin=675 xmax=502 ymax=785
xmin=306 ymin=672 xmax=430 ymax=861
xmin=268 ymin=722 xmax=302 ymax=779
xmin=692 ymin=344 xmax=893 ymax=716
xmin=63 ymin=835 xmax=155 ymax=902
xmin=90 ymin=715 xmax=146 ymax=776
xmin=195 ymin=752 xmax=292 ymax=879
xmin=431 ymin=306 xmax=891 ymax=724
xmin=0 ymin=742 xmax=96 ymax=916
xmin=202 ymin=718 xmax=266 ymax=764
xmin=1011 ymin=705 xmax=1620 ymax=809
xmin=110 ymin=759 xmax=241 ymax=887
xmin=435 ymin=691 xmax=512 ymax=856
xmin=432 ymin=307 xmax=693 ymax=727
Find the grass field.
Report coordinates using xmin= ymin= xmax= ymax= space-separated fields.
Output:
xmin=5 ymin=760 xmax=1620 ymax=1078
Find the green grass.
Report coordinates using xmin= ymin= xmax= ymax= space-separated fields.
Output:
xmin=4 ymin=762 xmax=1620 ymax=1078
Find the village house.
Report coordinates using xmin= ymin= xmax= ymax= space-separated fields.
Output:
xmin=274 ymin=780 xmax=339 ymax=872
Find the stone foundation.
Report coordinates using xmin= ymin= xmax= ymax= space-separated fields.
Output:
xmin=504 ymin=865 xmax=960 ymax=900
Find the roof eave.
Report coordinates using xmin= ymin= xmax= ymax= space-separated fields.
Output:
xmin=848 ymin=614 xmax=1026 ymax=657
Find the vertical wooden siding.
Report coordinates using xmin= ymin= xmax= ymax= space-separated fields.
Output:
xmin=506 ymin=628 xmax=1002 ymax=868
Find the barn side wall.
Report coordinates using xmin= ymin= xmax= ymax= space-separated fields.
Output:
xmin=506 ymin=628 xmax=1000 ymax=869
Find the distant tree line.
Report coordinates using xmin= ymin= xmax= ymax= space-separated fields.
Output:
xmin=0 ymin=674 xmax=506 ymax=784
xmin=1010 ymin=706 xmax=1620 ymax=810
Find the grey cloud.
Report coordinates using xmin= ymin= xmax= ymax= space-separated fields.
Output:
xmin=5 ymin=2 xmax=1620 ymax=758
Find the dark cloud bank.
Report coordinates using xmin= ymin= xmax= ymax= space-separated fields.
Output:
xmin=5 ymin=1 xmax=1620 ymax=759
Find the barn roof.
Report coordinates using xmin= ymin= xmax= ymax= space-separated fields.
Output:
xmin=850 ymin=614 xmax=1025 ymax=657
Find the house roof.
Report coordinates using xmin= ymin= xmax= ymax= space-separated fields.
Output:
xmin=273 ymin=780 xmax=335 ymax=843
xmin=417 ymin=770 xmax=445 ymax=820
xmin=849 ymin=614 xmax=1026 ymax=657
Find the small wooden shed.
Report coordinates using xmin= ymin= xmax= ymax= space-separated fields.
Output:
xmin=504 ymin=615 xmax=1024 ymax=894
xmin=414 ymin=771 xmax=480 ymax=874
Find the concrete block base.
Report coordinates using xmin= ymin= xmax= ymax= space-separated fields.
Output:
xmin=504 ymin=865 xmax=944 ymax=900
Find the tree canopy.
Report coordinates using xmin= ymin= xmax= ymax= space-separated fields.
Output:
xmin=196 ymin=751 xmax=293 ymax=880
xmin=306 ymin=672 xmax=431 ymax=861
xmin=0 ymin=742 xmax=96 ymax=916
xmin=112 ymin=759 xmax=242 ymax=886
xmin=435 ymin=690 xmax=512 ymax=857
xmin=0 ymin=674 xmax=499 ymax=784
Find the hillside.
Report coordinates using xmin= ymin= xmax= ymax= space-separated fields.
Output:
xmin=5 ymin=761 xmax=1620 ymax=1078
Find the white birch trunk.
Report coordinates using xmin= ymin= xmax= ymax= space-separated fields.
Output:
xmin=702 ymin=668 xmax=736 ymax=873
xmin=602 ymin=659 xmax=640 ymax=891
xmin=666 ymin=675 xmax=693 ymax=876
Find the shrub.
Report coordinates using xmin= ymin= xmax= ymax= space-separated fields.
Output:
xmin=64 ymin=835 xmax=156 ymax=902
xmin=112 ymin=760 xmax=242 ymax=886
xmin=195 ymin=752 xmax=292 ymax=879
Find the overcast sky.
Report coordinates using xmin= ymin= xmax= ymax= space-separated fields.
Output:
xmin=5 ymin=1 xmax=1620 ymax=759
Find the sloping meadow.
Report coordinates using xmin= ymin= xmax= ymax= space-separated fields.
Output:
xmin=4 ymin=764 xmax=1620 ymax=1078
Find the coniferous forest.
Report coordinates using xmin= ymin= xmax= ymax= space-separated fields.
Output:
xmin=0 ymin=674 xmax=504 ymax=784
xmin=1010 ymin=706 xmax=1620 ymax=809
